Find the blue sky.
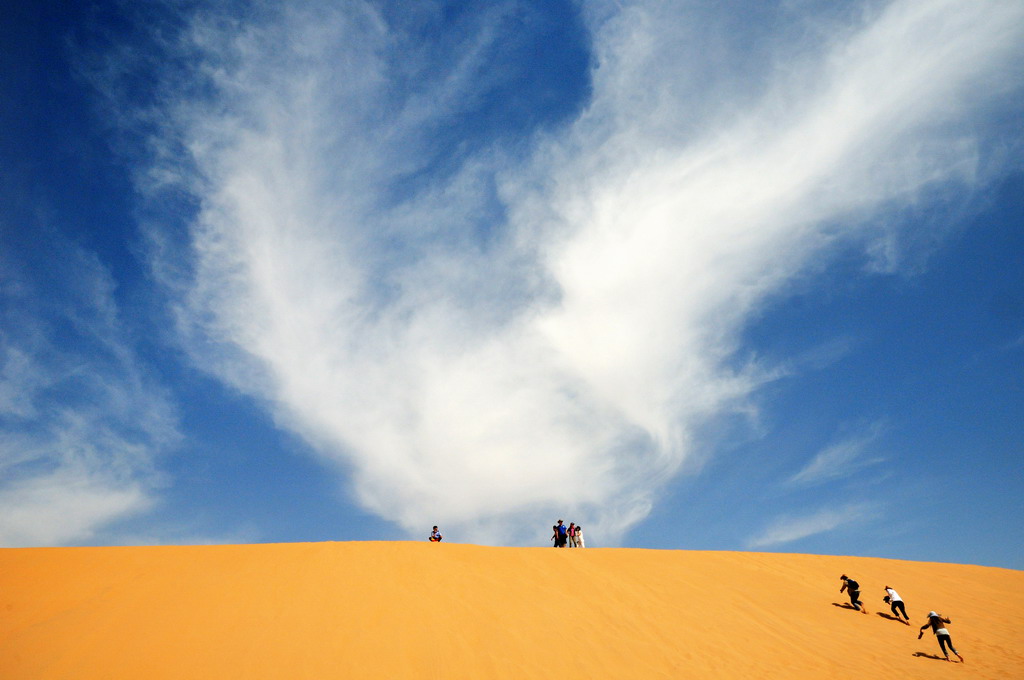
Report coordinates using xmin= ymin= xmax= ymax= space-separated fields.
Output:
xmin=1 ymin=0 xmax=1021 ymax=568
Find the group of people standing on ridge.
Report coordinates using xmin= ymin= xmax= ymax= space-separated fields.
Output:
xmin=428 ymin=522 xmax=588 ymax=547
xmin=551 ymin=519 xmax=584 ymax=548
xmin=839 ymin=574 xmax=963 ymax=663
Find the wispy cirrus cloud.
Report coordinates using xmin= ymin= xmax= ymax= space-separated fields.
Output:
xmin=0 ymin=242 xmax=178 ymax=546
xmin=747 ymin=503 xmax=878 ymax=549
xmin=790 ymin=423 xmax=886 ymax=485
xmin=110 ymin=0 xmax=1023 ymax=544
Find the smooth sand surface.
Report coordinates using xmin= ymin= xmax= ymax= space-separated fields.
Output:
xmin=2 ymin=542 xmax=1022 ymax=679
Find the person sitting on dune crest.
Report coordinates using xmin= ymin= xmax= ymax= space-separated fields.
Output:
xmin=919 ymin=611 xmax=964 ymax=663
xmin=429 ymin=526 xmax=442 ymax=542
xmin=839 ymin=574 xmax=868 ymax=613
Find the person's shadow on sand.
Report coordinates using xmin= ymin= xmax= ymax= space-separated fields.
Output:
xmin=914 ymin=652 xmax=958 ymax=662
xmin=831 ymin=602 xmax=860 ymax=611
xmin=877 ymin=612 xmax=909 ymax=624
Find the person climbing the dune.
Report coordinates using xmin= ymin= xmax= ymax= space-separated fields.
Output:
xmin=919 ymin=611 xmax=964 ymax=663
xmin=883 ymin=585 xmax=909 ymax=624
xmin=839 ymin=574 xmax=867 ymax=613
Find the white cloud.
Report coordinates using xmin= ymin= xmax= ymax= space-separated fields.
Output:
xmin=0 ymin=467 xmax=151 ymax=547
xmin=130 ymin=0 xmax=1023 ymax=544
xmin=747 ymin=503 xmax=877 ymax=548
xmin=790 ymin=423 xmax=886 ymax=485
xmin=0 ymin=245 xmax=179 ymax=546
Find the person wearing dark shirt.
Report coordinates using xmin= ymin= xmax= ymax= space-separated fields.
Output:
xmin=839 ymin=574 xmax=867 ymax=613
xmin=551 ymin=519 xmax=568 ymax=548
xmin=918 ymin=611 xmax=964 ymax=663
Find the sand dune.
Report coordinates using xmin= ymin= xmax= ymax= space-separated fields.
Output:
xmin=2 ymin=542 xmax=1022 ymax=678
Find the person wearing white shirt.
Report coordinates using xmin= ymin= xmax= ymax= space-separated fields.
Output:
xmin=883 ymin=585 xmax=909 ymax=624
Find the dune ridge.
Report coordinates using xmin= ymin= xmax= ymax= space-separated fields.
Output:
xmin=2 ymin=542 xmax=1022 ymax=678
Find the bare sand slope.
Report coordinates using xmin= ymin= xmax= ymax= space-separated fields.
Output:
xmin=2 ymin=542 xmax=1022 ymax=679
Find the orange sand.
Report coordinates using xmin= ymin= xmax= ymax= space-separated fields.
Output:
xmin=2 ymin=542 xmax=1022 ymax=678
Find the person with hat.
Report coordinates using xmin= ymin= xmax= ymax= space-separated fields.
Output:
xmin=551 ymin=519 xmax=568 ymax=548
xmin=839 ymin=574 xmax=867 ymax=613
xmin=883 ymin=585 xmax=910 ymax=624
xmin=918 ymin=611 xmax=964 ymax=663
